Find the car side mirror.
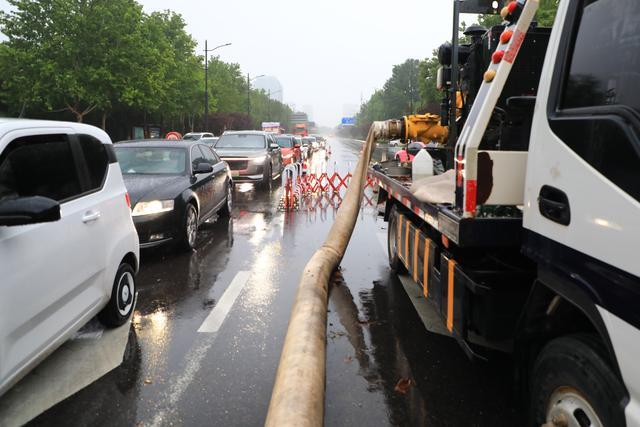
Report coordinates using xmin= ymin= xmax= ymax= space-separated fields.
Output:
xmin=193 ymin=163 xmax=214 ymax=174
xmin=269 ymin=143 xmax=279 ymax=150
xmin=0 ymin=196 xmax=61 ymax=226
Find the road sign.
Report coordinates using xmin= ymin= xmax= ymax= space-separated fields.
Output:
xmin=341 ymin=117 xmax=355 ymax=126
xmin=165 ymin=131 xmax=182 ymax=140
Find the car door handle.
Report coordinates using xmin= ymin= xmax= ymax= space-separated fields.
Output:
xmin=82 ymin=211 xmax=101 ymax=223
xmin=538 ymin=185 xmax=570 ymax=225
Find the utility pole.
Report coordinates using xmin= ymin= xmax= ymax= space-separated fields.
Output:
xmin=203 ymin=41 xmax=231 ymax=130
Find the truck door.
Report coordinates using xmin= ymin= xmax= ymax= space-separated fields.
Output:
xmin=524 ymin=0 xmax=640 ymax=279
xmin=524 ymin=1 xmax=640 ymax=421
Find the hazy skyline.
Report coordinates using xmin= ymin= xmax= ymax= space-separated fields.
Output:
xmin=0 ymin=0 xmax=482 ymax=126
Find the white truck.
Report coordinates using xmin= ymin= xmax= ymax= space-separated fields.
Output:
xmin=371 ymin=0 xmax=640 ymax=425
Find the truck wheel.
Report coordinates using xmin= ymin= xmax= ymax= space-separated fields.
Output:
xmin=387 ymin=205 xmax=407 ymax=273
xmin=98 ymin=263 xmax=136 ymax=328
xmin=530 ymin=334 xmax=626 ymax=427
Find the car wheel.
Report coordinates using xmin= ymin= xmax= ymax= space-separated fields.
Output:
xmin=177 ymin=203 xmax=198 ymax=251
xmin=261 ymin=163 xmax=272 ymax=190
xmin=220 ymin=183 xmax=233 ymax=218
xmin=530 ymin=334 xmax=626 ymax=427
xmin=98 ymin=263 xmax=136 ymax=328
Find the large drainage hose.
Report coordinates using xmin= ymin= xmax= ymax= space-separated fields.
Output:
xmin=265 ymin=121 xmax=400 ymax=427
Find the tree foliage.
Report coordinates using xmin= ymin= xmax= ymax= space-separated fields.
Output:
xmin=0 ymin=0 xmax=292 ymax=136
xmin=355 ymin=59 xmax=420 ymax=135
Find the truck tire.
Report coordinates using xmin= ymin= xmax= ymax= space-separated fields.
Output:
xmin=529 ymin=334 xmax=626 ymax=427
xmin=387 ymin=205 xmax=407 ymax=273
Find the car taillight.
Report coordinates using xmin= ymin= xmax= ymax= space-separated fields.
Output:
xmin=125 ymin=192 xmax=131 ymax=209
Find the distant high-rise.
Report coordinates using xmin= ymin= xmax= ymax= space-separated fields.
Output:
xmin=253 ymin=76 xmax=283 ymax=102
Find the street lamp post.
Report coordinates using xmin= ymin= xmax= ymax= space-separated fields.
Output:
xmin=247 ymin=73 xmax=265 ymax=123
xmin=204 ymin=41 xmax=231 ymax=130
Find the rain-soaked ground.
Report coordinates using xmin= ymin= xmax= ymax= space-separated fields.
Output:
xmin=26 ymin=139 xmax=520 ymax=426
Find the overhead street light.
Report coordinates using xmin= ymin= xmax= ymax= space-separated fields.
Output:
xmin=204 ymin=41 xmax=232 ymax=129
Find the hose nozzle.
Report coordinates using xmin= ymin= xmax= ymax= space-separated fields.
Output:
xmin=371 ymin=119 xmax=403 ymax=139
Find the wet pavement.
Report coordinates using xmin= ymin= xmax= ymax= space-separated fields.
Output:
xmin=25 ymin=139 xmax=520 ymax=426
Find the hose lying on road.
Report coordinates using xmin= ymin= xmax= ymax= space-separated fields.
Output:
xmin=265 ymin=122 xmax=393 ymax=427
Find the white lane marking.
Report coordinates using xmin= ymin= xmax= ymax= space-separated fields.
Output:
xmin=148 ymin=273 xmax=251 ymax=427
xmin=148 ymin=338 xmax=212 ymax=427
xmin=197 ymin=271 xmax=251 ymax=333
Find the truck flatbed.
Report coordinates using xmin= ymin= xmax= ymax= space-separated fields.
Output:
xmin=369 ymin=167 xmax=522 ymax=248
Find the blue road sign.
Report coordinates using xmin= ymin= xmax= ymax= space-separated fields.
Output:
xmin=341 ymin=117 xmax=355 ymax=126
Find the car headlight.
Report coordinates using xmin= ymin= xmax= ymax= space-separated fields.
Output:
xmin=132 ymin=200 xmax=175 ymax=216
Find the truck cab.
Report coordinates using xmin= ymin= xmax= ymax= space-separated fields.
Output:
xmin=374 ymin=0 xmax=640 ymax=425
xmin=293 ymin=123 xmax=308 ymax=137
xmin=524 ymin=1 xmax=640 ymax=425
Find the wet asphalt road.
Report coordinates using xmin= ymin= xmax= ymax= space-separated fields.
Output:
xmin=28 ymin=139 xmax=520 ymax=426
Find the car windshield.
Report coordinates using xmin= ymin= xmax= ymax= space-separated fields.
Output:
xmin=183 ymin=134 xmax=200 ymax=140
xmin=115 ymin=147 xmax=186 ymax=175
xmin=275 ymin=136 xmax=293 ymax=148
xmin=216 ymin=134 xmax=266 ymax=149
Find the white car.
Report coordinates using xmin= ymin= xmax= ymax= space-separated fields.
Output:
xmin=183 ymin=132 xmax=214 ymax=141
xmin=0 ymin=119 xmax=140 ymax=396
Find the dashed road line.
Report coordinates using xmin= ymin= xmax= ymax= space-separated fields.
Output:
xmin=198 ymin=271 xmax=251 ymax=333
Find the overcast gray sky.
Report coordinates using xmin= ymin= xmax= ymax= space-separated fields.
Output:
xmin=1 ymin=0 xmax=476 ymax=126
xmin=141 ymin=0 xmax=456 ymax=126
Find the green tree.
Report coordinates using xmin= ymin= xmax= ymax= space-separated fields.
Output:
xmin=536 ymin=0 xmax=560 ymax=26
xmin=0 ymin=0 xmax=158 ymax=124
xmin=418 ymin=53 xmax=441 ymax=113
xmin=143 ymin=11 xmax=203 ymax=130
xmin=381 ymin=59 xmax=421 ymax=118
xmin=477 ymin=0 xmax=559 ymax=28
xmin=355 ymin=89 xmax=385 ymax=136
xmin=207 ymin=57 xmax=246 ymax=114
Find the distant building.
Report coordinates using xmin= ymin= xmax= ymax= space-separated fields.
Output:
xmin=253 ymin=76 xmax=283 ymax=102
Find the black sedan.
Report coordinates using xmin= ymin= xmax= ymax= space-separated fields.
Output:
xmin=114 ymin=140 xmax=233 ymax=251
